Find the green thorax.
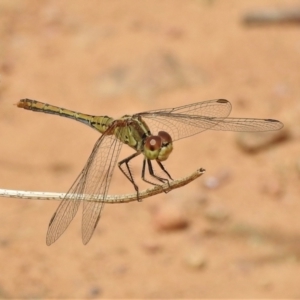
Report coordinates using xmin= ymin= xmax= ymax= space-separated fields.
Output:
xmin=113 ymin=115 xmax=151 ymax=151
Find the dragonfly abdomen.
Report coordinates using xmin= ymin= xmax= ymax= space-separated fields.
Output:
xmin=90 ymin=116 xmax=114 ymax=134
xmin=17 ymin=99 xmax=114 ymax=134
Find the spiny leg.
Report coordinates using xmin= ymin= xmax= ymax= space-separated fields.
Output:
xmin=148 ymin=159 xmax=170 ymax=184
xmin=154 ymin=159 xmax=174 ymax=193
xmin=141 ymin=159 xmax=172 ymax=192
xmin=156 ymin=160 xmax=173 ymax=180
xmin=118 ymin=152 xmax=141 ymax=201
xmin=141 ymin=159 xmax=164 ymax=186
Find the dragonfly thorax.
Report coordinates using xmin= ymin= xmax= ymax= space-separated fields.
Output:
xmin=144 ymin=131 xmax=173 ymax=161
xmin=114 ymin=116 xmax=173 ymax=161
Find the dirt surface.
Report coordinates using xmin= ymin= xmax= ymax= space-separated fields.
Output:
xmin=0 ymin=0 xmax=300 ymax=298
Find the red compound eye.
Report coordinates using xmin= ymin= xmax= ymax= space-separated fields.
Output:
xmin=144 ymin=136 xmax=162 ymax=151
xmin=158 ymin=131 xmax=172 ymax=144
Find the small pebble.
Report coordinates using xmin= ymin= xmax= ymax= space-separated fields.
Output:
xmin=153 ymin=202 xmax=189 ymax=231
xmin=185 ymin=250 xmax=207 ymax=269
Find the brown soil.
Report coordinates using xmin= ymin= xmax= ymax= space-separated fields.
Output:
xmin=0 ymin=0 xmax=300 ymax=298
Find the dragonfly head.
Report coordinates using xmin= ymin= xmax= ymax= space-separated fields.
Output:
xmin=144 ymin=131 xmax=173 ymax=161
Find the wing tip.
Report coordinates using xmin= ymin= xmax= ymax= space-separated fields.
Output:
xmin=264 ymin=118 xmax=284 ymax=130
xmin=217 ymin=99 xmax=229 ymax=103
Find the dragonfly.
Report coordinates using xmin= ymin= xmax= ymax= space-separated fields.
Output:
xmin=17 ymin=98 xmax=283 ymax=245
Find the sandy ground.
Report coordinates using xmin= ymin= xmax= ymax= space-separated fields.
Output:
xmin=0 ymin=0 xmax=300 ymax=298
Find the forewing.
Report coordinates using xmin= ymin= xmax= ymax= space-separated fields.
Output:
xmin=137 ymin=99 xmax=232 ymax=141
xmin=200 ymin=117 xmax=283 ymax=132
xmin=46 ymin=130 xmax=123 ymax=245
xmin=137 ymin=99 xmax=283 ymax=140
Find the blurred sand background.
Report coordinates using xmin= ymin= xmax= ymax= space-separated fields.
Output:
xmin=0 ymin=0 xmax=299 ymax=298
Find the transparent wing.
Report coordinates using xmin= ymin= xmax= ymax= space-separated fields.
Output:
xmin=136 ymin=99 xmax=232 ymax=141
xmin=137 ymin=99 xmax=283 ymax=141
xmin=194 ymin=116 xmax=283 ymax=132
xmin=81 ymin=133 xmax=123 ymax=245
xmin=46 ymin=129 xmax=123 ymax=245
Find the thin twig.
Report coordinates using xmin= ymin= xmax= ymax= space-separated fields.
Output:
xmin=0 ymin=168 xmax=205 ymax=204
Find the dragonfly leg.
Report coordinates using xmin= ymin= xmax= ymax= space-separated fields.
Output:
xmin=141 ymin=159 xmax=164 ymax=186
xmin=141 ymin=159 xmax=171 ymax=194
xmin=156 ymin=160 xmax=173 ymax=180
xmin=118 ymin=152 xmax=141 ymax=201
